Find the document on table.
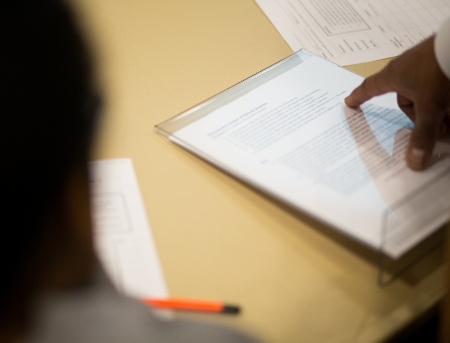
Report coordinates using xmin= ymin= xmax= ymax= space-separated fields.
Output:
xmin=255 ymin=0 xmax=450 ymax=65
xmin=89 ymin=159 xmax=169 ymax=301
xmin=156 ymin=50 xmax=450 ymax=258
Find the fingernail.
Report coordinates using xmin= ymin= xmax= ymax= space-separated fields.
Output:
xmin=409 ymin=148 xmax=426 ymax=167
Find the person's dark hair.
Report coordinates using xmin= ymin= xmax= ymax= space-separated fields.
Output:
xmin=0 ymin=0 xmax=97 ymax=326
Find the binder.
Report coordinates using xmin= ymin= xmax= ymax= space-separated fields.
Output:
xmin=155 ymin=50 xmax=450 ymax=280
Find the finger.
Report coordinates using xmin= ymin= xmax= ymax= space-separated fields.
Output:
xmin=345 ymin=68 xmax=394 ymax=108
xmin=406 ymin=106 xmax=442 ymax=170
xmin=439 ymin=121 xmax=448 ymax=137
xmin=397 ymin=93 xmax=415 ymax=120
xmin=439 ymin=115 xmax=450 ymax=136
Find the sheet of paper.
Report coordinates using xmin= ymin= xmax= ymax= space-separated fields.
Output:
xmin=169 ymin=51 xmax=450 ymax=258
xmin=255 ymin=0 xmax=450 ymax=65
xmin=89 ymin=158 xmax=169 ymax=300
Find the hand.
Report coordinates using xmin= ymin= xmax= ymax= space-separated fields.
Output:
xmin=345 ymin=36 xmax=450 ymax=170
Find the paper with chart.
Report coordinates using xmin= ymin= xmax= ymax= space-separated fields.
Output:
xmin=255 ymin=0 xmax=450 ymax=65
xmin=89 ymin=158 xmax=169 ymax=301
xmin=157 ymin=50 xmax=450 ymax=258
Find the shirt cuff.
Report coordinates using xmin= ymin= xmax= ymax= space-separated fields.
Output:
xmin=434 ymin=18 xmax=450 ymax=80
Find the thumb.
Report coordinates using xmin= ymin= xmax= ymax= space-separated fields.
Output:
xmin=406 ymin=113 xmax=440 ymax=170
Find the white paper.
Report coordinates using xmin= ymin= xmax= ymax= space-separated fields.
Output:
xmin=169 ymin=51 xmax=450 ymax=258
xmin=255 ymin=0 xmax=450 ymax=65
xmin=89 ymin=158 xmax=169 ymax=299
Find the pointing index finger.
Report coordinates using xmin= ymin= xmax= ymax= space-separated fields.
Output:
xmin=345 ymin=68 xmax=394 ymax=108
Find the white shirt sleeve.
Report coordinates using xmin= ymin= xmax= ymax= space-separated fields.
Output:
xmin=434 ymin=18 xmax=450 ymax=80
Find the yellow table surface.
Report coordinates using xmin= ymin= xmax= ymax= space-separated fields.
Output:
xmin=70 ymin=1 xmax=446 ymax=342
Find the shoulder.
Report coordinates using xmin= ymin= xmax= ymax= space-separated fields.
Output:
xmin=25 ymin=268 xmax=258 ymax=343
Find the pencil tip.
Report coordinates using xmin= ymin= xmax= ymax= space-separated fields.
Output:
xmin=222 ymin=305 xmax=240 ymax=314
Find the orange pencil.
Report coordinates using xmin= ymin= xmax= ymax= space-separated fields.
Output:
xmin=142 ymin=297 xmax=240 ymax=314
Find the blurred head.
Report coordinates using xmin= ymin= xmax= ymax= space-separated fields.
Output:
xmin=0 ymin=0 xmax=98 ymax=334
